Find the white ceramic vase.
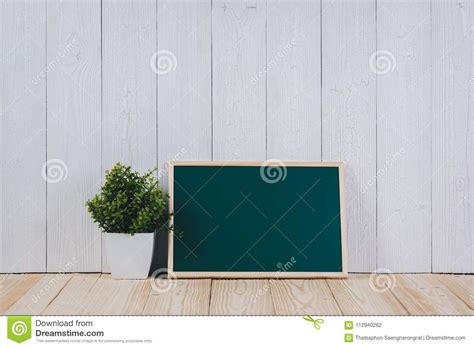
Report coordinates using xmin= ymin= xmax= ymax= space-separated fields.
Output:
xmin=106 ymin=232 xmax=154 ymax=279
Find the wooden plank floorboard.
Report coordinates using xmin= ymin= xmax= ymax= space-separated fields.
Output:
xmin=437 ymin=275 xmax=474 ymax=310
xmin=210 ymin=280 xmax=274 ymax=315
xmin=3 ymin=274 xmax=473 ymax=315
xmin=122 ymin=279 xmax=152 ymax=315
xmin=77 ymin=275 xmax=141 ymax=315
xmin=391 ymin=274 xmax=473 ymax=315
xmin=0 ymin=275 xmax=7 ymax=293
xmin=270 ymin=279 xmax=341 ymax=315
xmin=0 ymin=274 xmax=43 ymax=314
xmin=142 ymin=279 xmax=211 ymax=315
xmin=327 ymin=274 xmax=408 ymax=315
xmin=43 ymin=274 xmax=100 ymax=315
xmin=5 ymin=274 xmax=72 ymax=314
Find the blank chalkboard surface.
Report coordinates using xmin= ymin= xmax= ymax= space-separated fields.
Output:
xmin=168 ymin=162 xmax=347 ymax=278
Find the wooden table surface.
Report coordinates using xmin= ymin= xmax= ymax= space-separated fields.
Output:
xmin=1 ymin=274 xmax=472 ymax=315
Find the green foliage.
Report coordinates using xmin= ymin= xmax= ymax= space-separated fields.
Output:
xmin=86 ymin=162 xmax=169 ymax=235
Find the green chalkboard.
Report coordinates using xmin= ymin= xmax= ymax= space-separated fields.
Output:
xmin=168 ymin=162 xmax=346 ymax=278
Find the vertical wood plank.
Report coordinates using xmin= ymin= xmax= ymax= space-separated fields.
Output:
xmin=431 ymin=0 xmax=473 ymax=273
xmin=267 ymin=0 xmax=321 ymax=161
xmin=102 ymin=0 xmax=157 ymax=173
xmin=210 ymin=279 xmax=274 ymax=315
xmin=155 ymin=0 xmax=211 ymax=270
xmin=212 ymin=0 xmax=266 ymax=160
xmin=102 ymin=0 xmax=157 ymax=271
xmin=47 ymin=0 xmax=101 ymax=272
xmin=157 ymin=0 xmax=211 ymax=187
xmin=376 ymin=0 xmax=431 ymax=272
xmin=322 ymin=0 xmax=376 ymax=272
xmin=1 ymin=0 xmax=46 ymax=272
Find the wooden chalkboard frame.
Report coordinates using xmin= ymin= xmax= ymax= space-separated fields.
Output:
xmin=168 ymin=161 xmax=347 ymax=279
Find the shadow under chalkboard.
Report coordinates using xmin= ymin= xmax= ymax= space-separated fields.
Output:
xmin=149 ymin=226 xmax=169 ymax=275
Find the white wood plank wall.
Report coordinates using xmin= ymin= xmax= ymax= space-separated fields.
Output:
xmin=377 ymin=0 xmax=432 ymax=272
xmin=431 ymin=0 xmax=473 ymax=273
xmin=46 ymin=0 xmax=102 ymax=272
xmin=102 ymin=0 xmax=157 ymax=272
xmin=322 ymin=0 xmax=376 ymax=272
xmin=1 ymin=0 xmax=47 ymax=272
xmin=1 ymin=0 xmax=472 ymax=273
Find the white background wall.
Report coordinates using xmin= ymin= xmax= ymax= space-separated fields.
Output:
xmin=1 ymin=0 xmax=473 ymax=273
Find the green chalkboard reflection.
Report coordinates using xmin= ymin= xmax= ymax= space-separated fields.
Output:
xmin=172 ymin=164 xmax=344 ymax=274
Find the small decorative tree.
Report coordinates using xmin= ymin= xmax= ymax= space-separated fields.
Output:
xmin=86 ymin=162 xmax=169 ymax=235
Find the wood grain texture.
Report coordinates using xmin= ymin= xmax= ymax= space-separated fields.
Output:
xmin=326 ymin=274 xmax=408 ymax=315
xmin=155 ymin=0 xmax=212 ymax=272
xmin=431 ymin=0 xmax=473 ymax=273
xmin=210 ymin=279 xmax=274 ymax=315
xmin=142 ymin=279 xmax=211 ymax=315
xmin=2 ymin=1 xmax=474 ymax=274
xmin=0 ymin=0 xmax=46 ymax=272
xmin=4 ymin=274 xmax=72 ymax=314
xmin=121 ymin=279 xmax=152 ymax=315
xmin=157 ymin=0 xmax=211 ymax=188
xmin=0 ymin=274 xmax=42 ymax=314
xmin=102 ymin=0 xmax=156 ymax=173
xmin=102 ymin=0 xmax=157 ymax=272
xmin=270 ymin=279 xmax=341 ymax=315
xmin=2 ymin=274 xmax=474 ymax=315
xmin=77 ymin=275 xmax=146 ymax=315
xmin=376 ymin=0 xmax=432 ymax=272
xmin=42 ymin=273 xmax=100 ymax=315
xmin=267 ymin=0 xmax=321 ymax=161
xmin=212 ymin=0 xmax=266 ymax=160
xmin=391 ymin=274 xmax=473 ymax=315
xmin=322 ymin=0 xmax=376 ymax=272
xmin=436 ymin=274 xmax=474 ymax=310
xmin=46 ymin=0 xmax=102 ymax=272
